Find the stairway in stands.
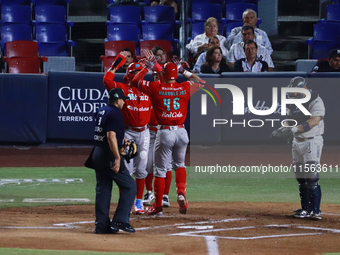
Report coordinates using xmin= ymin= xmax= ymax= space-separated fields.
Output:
xmin=271 ymin=0 xmax=320 ymax=71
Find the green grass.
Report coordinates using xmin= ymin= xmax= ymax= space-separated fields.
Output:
xmin=0 ymin=248 xmax=164 ymax=255
xmin=0 ymin=166 xmax=339 ymax=208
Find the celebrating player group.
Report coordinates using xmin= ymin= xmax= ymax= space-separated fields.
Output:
xmin=103 ymin=49 xmax=203 ymax=216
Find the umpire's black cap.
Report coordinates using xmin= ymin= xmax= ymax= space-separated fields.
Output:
xmin=329 ymin=48 xmax=340 ymax=59
xmin=109 ymin=88 xmax=129 ymax=100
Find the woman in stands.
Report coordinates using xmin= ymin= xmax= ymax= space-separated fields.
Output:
xmin=200 ymin=46 xmax=230 ymax=74
xmin=186 ymin=17 xmax=228 ymax=59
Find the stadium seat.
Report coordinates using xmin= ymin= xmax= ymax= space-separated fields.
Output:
xmin=327 ymin=4 xmax=340 ymax=23
xmin=191 ymin=3 xmax=223 ymax=22
xmin=31 ymin=0 xmax=71 ymax=5
xmin=312 ymin=22 xmax=340 ymax=41
xmin=100 ymin=40 xmax=137 ymax=72
xmin=4 ymin=40 xmax=48 ymax=73
xmin=107 ymin=5 xmax=141 ymax=25
xmin=142 ymin=24 xmax=176 ymax=41
xmin=295 ymin=59 xmax=318 ymax=72
xmin=0 ymin=0 xmax=31 ymax=5
xmin=5 ymin=40 xmax=40 ymax=58
xmin=311 ymin=41 xmax=340 ymax=59
xmin=34 ymin=5 xmax=73 ymax=25
xmin=225 ymin=0 xmax=259 ymax=3
xmin=106 ymin=24 xmax=140 ymax=44
xmin=35 ymin=24 xmax=75 ymax=56
xmin=0 ymin=5 xmax=32 ymax=25
xmin=4 ymin=57 xmax=44 ymax=73
xmin=225 ymin=3 xmax=258 ymax=22
xmin=191 ymin=0 xmax=223 ymax=3
xmin=225 ymin=22 xmax=243 ymax=37
xmin=139 ymin=40 xmax=173 ymax=60
xmin=144 ymin=5 xmax=176 ymax=24
xmin=103 ymin=40 xmax=137 ymax=58
xmin=1 ymin=24 xmax=33 ymax=54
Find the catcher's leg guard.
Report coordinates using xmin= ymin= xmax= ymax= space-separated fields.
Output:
xmin=294 ymin=163 xmax=310 ymax=212
xmin=305 ymin=161 xmax=321 ymax=214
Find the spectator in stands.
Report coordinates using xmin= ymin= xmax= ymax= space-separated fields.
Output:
xmin=200 ymin=46 xmax=230 ymax=74
xmin=193 ymin=36 xmax=227 ymax=73
xmin=228 ymin=25 xmax=274 ymax=71
xmin=152 ymin=46 xmax=168 ymax=65
xmin=225 ymin=9 xmax=273 ymax=55
xmin=312 ymin=48 xmax=340 ymax=72
xmin=116 ymin=48 xmax=134 ymax=73
xmin=234 ymin=40 xmax=268 ymax=72
xmin=186 ymin=17 xmax=228 ymax=59
xmin=150 ymin=0 xmax=178 ymax=15
xmin=152 ymin=45 xmax=190 ymax=71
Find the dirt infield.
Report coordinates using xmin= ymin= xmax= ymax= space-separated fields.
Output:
xmin=1 ymin=145 xmax=340 ymax=255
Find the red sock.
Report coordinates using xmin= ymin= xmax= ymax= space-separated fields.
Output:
xmin=164 ymin=171 xmax=172 ymax=195
xmin=145 ymin=173 xmax=154 ymax=192
xmin=135 ymin=178 xmax=145 ymax=200
xmin=175 ymin=167 xmax=187 ymax=195
xmin=154 ymin=177 xmax=165 ymax=207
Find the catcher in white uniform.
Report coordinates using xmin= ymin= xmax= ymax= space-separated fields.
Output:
xmin=285 ymin=77 xmax=325 ymax=220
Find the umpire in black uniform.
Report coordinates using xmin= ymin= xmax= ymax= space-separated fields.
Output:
xmin=85 ymin=88 xmax=136 ymax=234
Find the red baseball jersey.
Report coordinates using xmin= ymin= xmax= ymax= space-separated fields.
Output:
xmin=131 ymin=68 xmax=199 ymax=126
xmin=103 ymin=72 xmax=151 ymax=127
xmin=149 ymin=106 xmax=158 ymax=127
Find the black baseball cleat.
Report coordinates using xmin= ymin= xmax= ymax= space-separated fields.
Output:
xmin=95 ymin=226 xmax=119 ymax=234
xmin=112 ymin=222 xmax=135 ymax=233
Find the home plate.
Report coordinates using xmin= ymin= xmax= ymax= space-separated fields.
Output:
xmin=177 ymin=225 xmax=214 ymax=230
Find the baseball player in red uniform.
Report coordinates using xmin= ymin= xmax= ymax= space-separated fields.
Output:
xmin=130 ymin=50 xmax=202 ymax=215
xmin=143 ymin=71 xmax=172 ymax=208
xmin=103 ymin=52 xmax=151 ymax=214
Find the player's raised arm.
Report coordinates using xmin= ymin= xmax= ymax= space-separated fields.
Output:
xmin=130 ymin=50 xmax=162 ymax=90
xmin=172 ymin=58 xmax=201 ymax=81
xmin=103 ymin=51 xmax=128 ymax=90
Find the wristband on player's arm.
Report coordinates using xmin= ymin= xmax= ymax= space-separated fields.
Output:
xmin=301 ymin=121 xmax=311 ymax=132
xmin=182 ymin=70 xmax=193 ymax=79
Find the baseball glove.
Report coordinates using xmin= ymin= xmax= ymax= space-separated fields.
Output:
xmin=270 ymin=126 xmax=293 ymax=141
xmin=120 ymin=140 xmax=137 ymax=163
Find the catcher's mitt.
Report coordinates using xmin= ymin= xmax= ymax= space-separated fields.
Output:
xmin=270 ymin=126 xmax=293 ymax=141
xmin=120 ymin=140 xmax=137 ymax=163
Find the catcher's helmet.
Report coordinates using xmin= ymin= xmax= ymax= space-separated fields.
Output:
xmin=126 ymin=62 xmax=143 ymax=82
xmin=287 ymin=76 xmax=307 ymax=98
xmin=162 ymin=62 xmax=178 ymax=80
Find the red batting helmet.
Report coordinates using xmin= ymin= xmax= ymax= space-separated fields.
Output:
xmin=126 ymin=62 xmax=143 ymax=82
xmin=162 ymin=62 xmax=178 ymax=80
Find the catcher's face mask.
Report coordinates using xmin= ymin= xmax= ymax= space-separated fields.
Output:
xmin=287 ymin=76 xmax=307 ymax=99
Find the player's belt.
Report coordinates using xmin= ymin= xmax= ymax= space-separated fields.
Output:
xmin=149 ymin=125 xmax=159 ymax=132
xmin=125 ymin=125 xmax=148 ymax=132
xmin=159 ymin=124 xmax=184 ymax=130
xmin=295 ymin=137 xmax=314 ymax=142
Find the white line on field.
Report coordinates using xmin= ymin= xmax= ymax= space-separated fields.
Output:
xmin=296 ymin=226 xmax=340 ymax=233
xmin=135 ymin=218 xmax=246 ymax=231
xmin=205 ymin=236 xmax=219 ymax=255
xmin=0 ymin=199 xmax=14 ymax=202
xmin=178 ymin=232 xmax=321 ymax=240
xmin=23 ymin=198 xmax=90 ymax=203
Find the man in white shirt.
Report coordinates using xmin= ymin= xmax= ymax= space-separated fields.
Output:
xmin=225 ymin=9 xmax=273 ymax=55
xmin=234 ymin=40 xmax=269 ymax=72
xmin=228 ymin=25 xmax=274 ymax=71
